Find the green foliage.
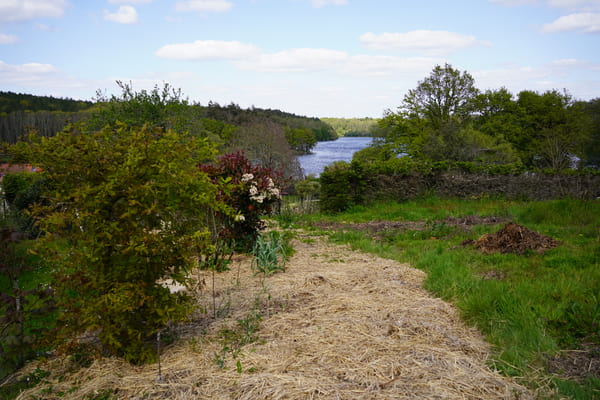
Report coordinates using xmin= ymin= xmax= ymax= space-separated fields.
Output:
xmin=1 ymin=172 xmax=48 ymax=235
xmin=377 ymin=65 xmax=594 ymax=170
xmin=0 ymin=228 xmax=55 ymax=381
xmin=9 ymin=120 xmax=220 ymax=363
xmin=216 ymin=308 xmax=262 ymax=368
xmin=581 ymin=98 xmax=600 ymax=169
xmin=251 ymin=231 xmax=291 ymax=276
xmin=320 ymin=117 xmax=377 ymax=137
xmin=402 ymin=63 xmax=478 ymax=128
xmin=2 ymin=172 xmax=38 ymax=205
xmin=319 ymin=161 xmax=366 ymax=213
xmin=284 ymin=126 xmax=317 ymax=154
xmin=89 ymin=81 xmax=189 ymax=130
xmin=199 ymin=151 xmax=286 ymax=251
xmin=0 ymin=91 xmax=92 ymax=114
xmin=352 ymin=141 xmax=398 ymax=163
xmin=0 ymin=367 xmax=51 ymax=400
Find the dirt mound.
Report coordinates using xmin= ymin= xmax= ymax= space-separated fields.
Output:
xmin=465 ymin=222 xmax=560 ymax=254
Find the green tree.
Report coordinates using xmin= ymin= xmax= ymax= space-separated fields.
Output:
xmin=284 ymin=126 xmax=317 ymax=154
xmin=377 ymin=64 xmax=518 ymax=164
xmin=90 ymin=81 xmax=234 ymax=149
xmin=514 ymin=90 xmax=589 ymax=169
xmin=10 ymin=122 xmax=221 ymax=363
xmin=402 ymin=63 xmax=479 ymax=129
xmin=581 ymin=98 xmax=600 ymax=168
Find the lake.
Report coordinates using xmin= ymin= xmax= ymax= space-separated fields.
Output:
xmin=298 ymin=136 xmax=373 ymax=177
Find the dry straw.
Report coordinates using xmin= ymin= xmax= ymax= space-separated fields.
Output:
xmin=11 ymin=232 xmax=531 ymax=399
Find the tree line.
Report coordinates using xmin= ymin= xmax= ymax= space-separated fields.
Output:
xmin=0 ymin=91 xmax=93 ymax=114
xmin=0 ymin=86 xmax=338 ymax=165
xmin=370 ymin=64 xmax=600 ymax=170
xmin=321 ymin=117 xmax=377 ymax=137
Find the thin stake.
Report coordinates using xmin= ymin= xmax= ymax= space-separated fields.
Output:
xmin=156 ymin=330 xmax=163 ymax=382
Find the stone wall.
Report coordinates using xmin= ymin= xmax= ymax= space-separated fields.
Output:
xmin=364 ymin=171 xmax=600 ymax=202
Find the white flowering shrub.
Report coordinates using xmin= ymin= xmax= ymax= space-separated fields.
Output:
xmin=199 ymin=151 xmax=287 ymax=250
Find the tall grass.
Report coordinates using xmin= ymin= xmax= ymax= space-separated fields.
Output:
xmin=282 ymin=197 xmax=600 ymax=399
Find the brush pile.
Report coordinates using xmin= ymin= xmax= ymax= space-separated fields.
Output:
xmin=465 ymin=222 xmax=560 ymax=254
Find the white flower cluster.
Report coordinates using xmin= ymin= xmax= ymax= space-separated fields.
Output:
xmin=246 ymin=175 xmax=281 ymax=204
xmin=266 ymin=177 xmax=280 ymax=198
xmin=241 ymin=173 xmax=254 ymax=183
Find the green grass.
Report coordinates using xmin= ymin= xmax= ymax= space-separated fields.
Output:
xmin=279 ymin=197 xmax=600 ymax=399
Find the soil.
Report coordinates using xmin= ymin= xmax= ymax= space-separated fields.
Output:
xmin=546 ymin=342 xmax=600 ymax=384
xmin=462 ymin=222 xmax=561 ymax=254
xmin=312 ymin=215 xmax=509 ymax=238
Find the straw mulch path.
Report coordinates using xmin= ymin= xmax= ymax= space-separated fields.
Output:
xmin=12 ymin=232 xmax=532 ymax=399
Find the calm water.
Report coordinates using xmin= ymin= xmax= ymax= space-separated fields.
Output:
xmin=298 ymin=136 xmax=373 ymax=177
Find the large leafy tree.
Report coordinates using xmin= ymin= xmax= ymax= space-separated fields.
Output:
xmin=378 ymin=64 xmax=518 ymax=164
xmin=402 ymin=63 xmax=479 ymax=129
xmin=11 ymin=121 xmax=221 ymax=363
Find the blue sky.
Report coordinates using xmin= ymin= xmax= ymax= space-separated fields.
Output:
xmin=0 ymin=0 xmax=599 ymax=118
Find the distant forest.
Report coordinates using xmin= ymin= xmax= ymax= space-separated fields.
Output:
xmin=321 ymin=117 xmax=377 ymax=137
xmin=0 ymin=88 xmax=342 ymax=177
xmin=0 ymin=90 xmax=337 ymax=146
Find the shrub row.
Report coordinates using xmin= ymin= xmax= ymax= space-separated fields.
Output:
xmin=319 ymin=159 xmax=600 ymax=212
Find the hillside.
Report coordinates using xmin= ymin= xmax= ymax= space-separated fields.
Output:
xmin=320 ymin=117 xmax=377 ymax=137
xmin=0 ymin=92 xmax=336 ymax=145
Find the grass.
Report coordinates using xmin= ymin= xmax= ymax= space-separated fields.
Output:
xmin=278 ymin=196 xmax=600 ymax=399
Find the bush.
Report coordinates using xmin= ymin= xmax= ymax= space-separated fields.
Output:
xmin=199 ymin=151 xmax=287 ymax=251
xmin=319 ymin=161 xmax=366 ymax=213
xmin=10 ymin=122 xmax=220 ymax=364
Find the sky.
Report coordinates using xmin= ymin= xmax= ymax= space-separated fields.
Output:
xmin=0 ymin=0 xmax=599 ymax=118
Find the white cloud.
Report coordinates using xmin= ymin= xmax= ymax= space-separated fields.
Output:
xmin=0 ymin=33 xmax=18 ymax=44
xmin=175 ymin=0 xmax=233 ymax=13
xmin=104 ymin=5 xmax=139 ymax=24
xmin=109 ymin=0 xmax=151 ymax=3
xmin=234 ymin=48 xmax=348 ymax=72
xmin=34 ymin=23 xmax=57 ymax=31
xmin=157 ymin=39 xmax=442 ymax=78
xmin=312 ymin=0 xmax=348 ymax=8
xmin=156 ymin=40 xmax=260 ymax=60
xmin=547 ymin=0 xmax=600 ymax=10
xmin=491 ymin=0 xmax=600 ymax=10
xmin=0 ymin=60 xmax=59 ymax=85
xmin=551 ymin=58 xmax=584 ymax=66
xmin=341 ymin=55 xmax=443 ymax=77
xmin=360 ymin=30 xmax=491 ymax=55
xmin=0 ymin=0 xmax=68 ymax=23
xmin=542 ymin=12 xmax=600 ymax=32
